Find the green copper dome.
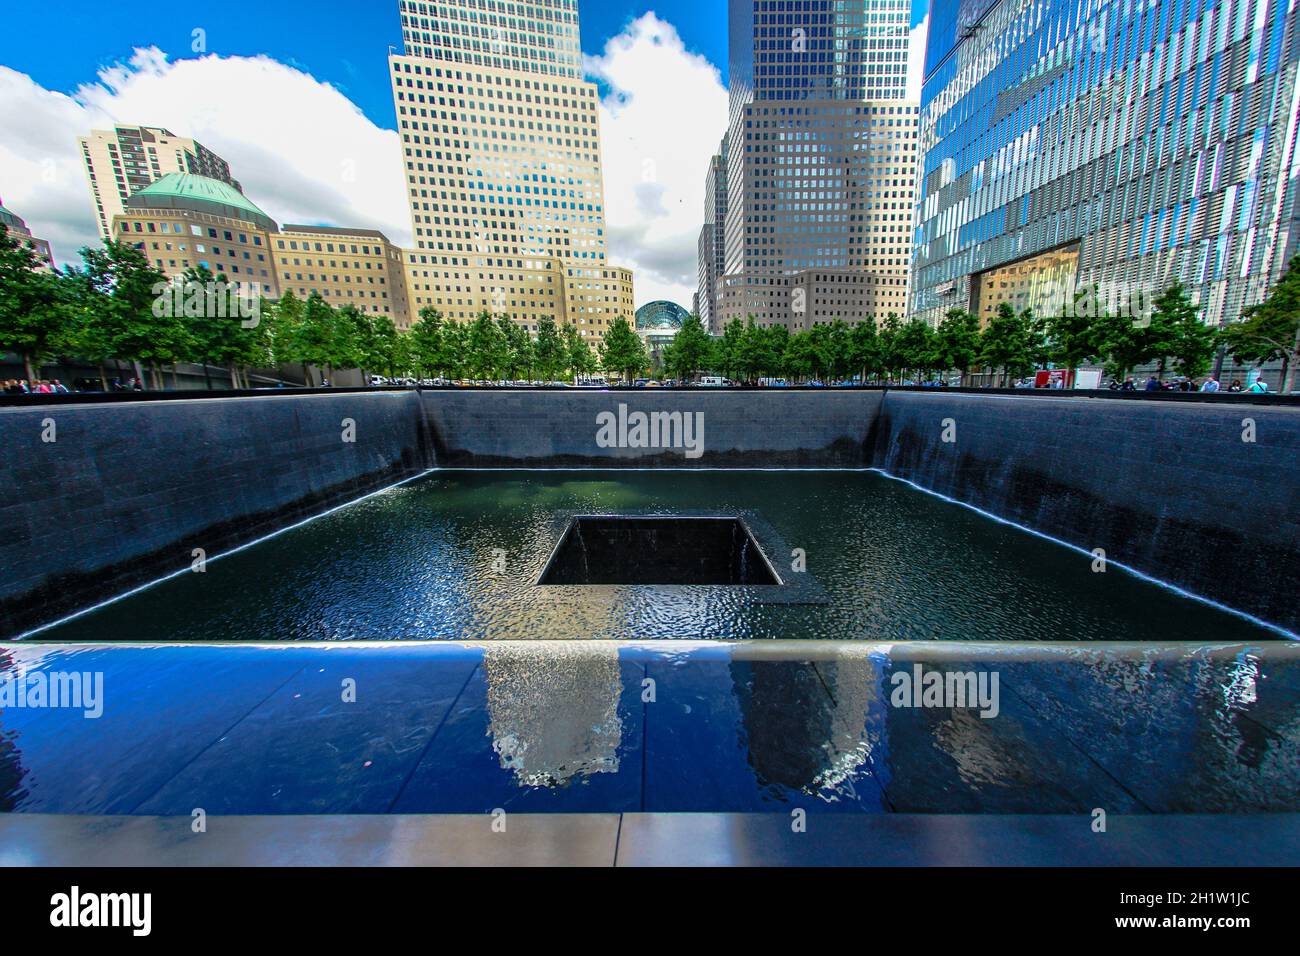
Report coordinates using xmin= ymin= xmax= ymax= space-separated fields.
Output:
xmin=126 ymin=173 xmax=276 ymax=231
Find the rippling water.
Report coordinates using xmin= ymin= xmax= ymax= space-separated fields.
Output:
xmin=33 ymin=470 xmax=1281 ymax=642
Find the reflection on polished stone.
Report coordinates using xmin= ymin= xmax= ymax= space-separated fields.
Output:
xmin=0 ymin=642 xmax=1295 ymax=820
xmin=483 ymin=643 xmax=624 ymax=788
xmin=727 ymin=657 xmax=886 ymax=805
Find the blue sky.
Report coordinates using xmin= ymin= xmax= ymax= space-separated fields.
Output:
xmin=0 ymin=1 xmax=929 ymax=304
xmin=0 ymin=0 xmax=927 ymax=129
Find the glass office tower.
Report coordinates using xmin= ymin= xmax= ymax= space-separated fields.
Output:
xmin=912 ymin=0 xmax=1300 ymax=335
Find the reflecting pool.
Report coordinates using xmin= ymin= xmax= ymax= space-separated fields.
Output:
xmin=32 ymin=470 xmax=1282 ymax=642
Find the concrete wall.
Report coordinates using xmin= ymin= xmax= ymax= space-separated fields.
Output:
xmin=871 ymin=391 xmax=1300 ymax=632
xmin=0 ymin=391 xmax=429 ymax=636
xmin=421 ymin=389 xmax=881 ymax=468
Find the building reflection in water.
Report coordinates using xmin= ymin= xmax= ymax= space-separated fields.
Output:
xmin=0 ymin=649 xmax=31 ymax=811
xmin=731 ymin=654 xmax=883 ymax=800
xmin=482 ymin=643 xmax=624 ymax=788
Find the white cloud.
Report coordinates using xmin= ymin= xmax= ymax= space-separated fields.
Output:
xmin=585 ymin=14 xmax=730 ymax=310
xmin=0 ymin=48 xmax=411 ymax=268
xmin=907 ymin=13 xmax=929 ymax=102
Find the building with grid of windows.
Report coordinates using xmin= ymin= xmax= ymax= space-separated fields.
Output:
xmin=0 ymin=198 xmax=54 ymax=268
xmin=115 ymin=173 xmax=279 ymax=295
xmin=704 ymin=0 xmax=919 ymax=331
xmin=912 ymin=0 xmax=1300 ymax=336
xmin=112 ymin=173 xmax=414 ymax=327
xmin=391 ymin=0 xmax=635 ymax=341
xmin=275 ymin=226 xmax=413 ymax=328
xmin=697 ymin=139 xmax=729 ymax=333
xmin=79 ymin=126 xmax=242 ymax=241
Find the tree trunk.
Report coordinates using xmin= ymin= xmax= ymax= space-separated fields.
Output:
xmin=1284 ymin=324 xmax=1300 ymax=394
xmin=202 ymin=362 xmax=213 ymax=390
xmin=22 ymin=352 xmax=35 ymax=382
xmin=99 ymin=365 xmax=109 ymax=392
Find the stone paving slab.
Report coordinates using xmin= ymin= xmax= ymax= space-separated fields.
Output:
xmin=0 ymin=813 xmax=620 ymax=867
xmin=1 ymin=641 xmax=1297 ymax=817
xmin=391 ymin=648 xmax=646 ymax=813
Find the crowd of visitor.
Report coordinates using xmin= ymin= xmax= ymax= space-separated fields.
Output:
xmin=3 ymin=379 xmax=72 ymax=394
xmin=1108 ymin=375 xmax=1270 ymax=393
xmin=2 ymin=377 xmax=145 ymax=394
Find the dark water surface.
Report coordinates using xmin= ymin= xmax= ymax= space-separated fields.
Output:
xmin=33 ymin=470 xmax=1282 ymax=642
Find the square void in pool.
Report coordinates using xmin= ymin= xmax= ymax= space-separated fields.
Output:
xmin=538 ymin=515 xmax=781 ymax=586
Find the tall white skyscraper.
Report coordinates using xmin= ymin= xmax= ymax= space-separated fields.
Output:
xmin=392 ymin=0 xmax=634 ymax=339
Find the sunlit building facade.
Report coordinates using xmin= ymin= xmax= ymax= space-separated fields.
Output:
xmin=391 ymin=0 xmax=634 ymax=340
xmin=275 ymin=225 xmax=414 ymax=329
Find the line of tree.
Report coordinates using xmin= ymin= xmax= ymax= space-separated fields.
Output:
xmin=0 ymin=228 xmax=625 ymax=388
xmin=4 ymin=226 xmax=1298 ymax=390
xmin=663 ymin=264 xmax=1299 ymax=389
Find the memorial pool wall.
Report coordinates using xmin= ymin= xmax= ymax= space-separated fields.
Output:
xmin=2 ymin=388 xmax=1296 ymax=636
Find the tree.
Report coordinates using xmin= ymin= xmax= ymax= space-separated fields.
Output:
xmin=934 ymin=309 xmax=980 ymax=385
xmin=563 ymin=323 xmax=597 ymax=381
xmin=0 ymin=227 xmax=76 ymax=380
xmin=876 ymin=313 xmax=906 ymax=382
xmin=978 ymin=303 xmax=1036 ymax=385
xmin=1151 ymin=281 xmax=1215 ymax=380
xmin=1220 ymin=257 xmax=1300 ymax=392
xmin=713 ymin=319 xmax=746 ymax=380
xmin=467 ymin=311 xmax=505 ymax=380
xmin=78 ymin=240 xmax=177 ymax=389
xmin=409 ymin=307 xmax=446 ymax=378
xmin=597 ymin=316 xmax=647 ymax=382
xmin=896 ymin=319 xmax=937 ymax=381
xmin=497 ymin=315 xmax=533 ymax=381
xmin=442 ymin=320 xmax=471 ymax=381
xmin=533 ymin=316 xmax=567 ymax=382
xmin=1041 ymin=288 xmax=1102 ymax=384
xmin=663 ymin=312 xmax=712 ymax=381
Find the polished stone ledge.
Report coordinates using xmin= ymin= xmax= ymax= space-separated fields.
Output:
xmin=1 ymin=812 xmax=1295 ymax=867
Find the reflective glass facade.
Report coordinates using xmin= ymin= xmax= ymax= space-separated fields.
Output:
xmin=913 ymin=0 xmax=1300 ymax=329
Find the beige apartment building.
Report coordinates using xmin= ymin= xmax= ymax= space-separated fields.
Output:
xmin=390 ymin=0 xmax=634 ymax=341
xmin=80 ymin=126 xmax=241 ymax=240
xmin=701 ymin=1 xmax=919 ymax=332
xmin=275 ymin=225 xmax=413 ymax=328
xmin=112 ymin=173 xmax=414 ymax=327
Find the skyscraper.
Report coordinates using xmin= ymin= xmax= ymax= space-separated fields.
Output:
xmin=704 ymin=0 xmax=918 ymax=331
xmin=79 ymin=126 xmax=241 ymax=240
xmin=391 ymin=0 xmax=634 ymax=340
xmin=912 ymin=0 xmax=1300 ymax=337
xmin=697 ymin=138 xmax=729 ymax=333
